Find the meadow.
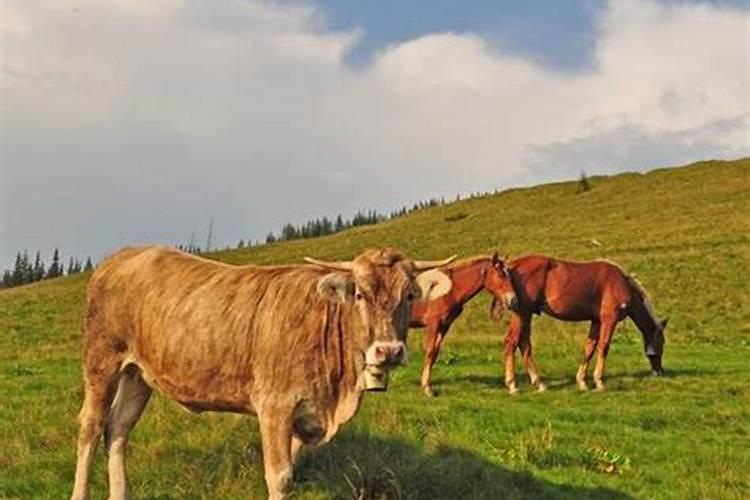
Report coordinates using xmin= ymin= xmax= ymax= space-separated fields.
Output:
xmin=1 ymin=158 xmax=748 ymax=499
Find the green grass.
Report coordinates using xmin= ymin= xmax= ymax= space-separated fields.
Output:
xmin=1 ymin=158 xmax=749 ymax=499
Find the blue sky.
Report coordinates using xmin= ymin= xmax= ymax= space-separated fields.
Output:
xmin=313 ymin=1 xmax=603 ymax=70
xmin=1 ymin=0 xmax=748 ymax=269
xmin=311 ymin=0 xmax=748 ymax=68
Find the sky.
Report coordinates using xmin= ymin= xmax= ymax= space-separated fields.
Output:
xmin=1 ymin=0 xmax=749 ymax=269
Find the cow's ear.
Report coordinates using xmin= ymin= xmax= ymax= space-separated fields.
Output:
xmin=317 ymin=272 xmax=355 ymax=303
xmin=416 ymin=269 xmax=452 ymax=301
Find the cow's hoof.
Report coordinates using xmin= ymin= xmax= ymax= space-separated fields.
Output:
xmin=536 ymin=382 xmax=548 ymax=393
xmin=422 ymin=386 xmax=435 ymax=398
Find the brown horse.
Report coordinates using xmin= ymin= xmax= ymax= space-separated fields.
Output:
xmin=494 ymin=255 xmax=667 ymax=394
xmin=410 ymin=253 xmax=517 ymax=397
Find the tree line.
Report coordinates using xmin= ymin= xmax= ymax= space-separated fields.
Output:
xmin=247 ymin=198 xmax=450 ymax=248
xmin=183 ymin=193 xmax=490 ymax=253
xmin=1 ymin=249 xmax=93 ymax=289
xmin=2 ymin=190 xmax=497 ymax=289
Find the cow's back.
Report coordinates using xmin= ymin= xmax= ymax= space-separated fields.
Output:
xmin=83 ymin=246 xmax=332 ymax=413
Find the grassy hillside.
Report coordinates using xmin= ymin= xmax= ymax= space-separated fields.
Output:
xmin=1 ymin=158 xmax=748 ymax=499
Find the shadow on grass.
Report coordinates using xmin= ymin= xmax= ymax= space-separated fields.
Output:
xmin=450 ymin=365 xmax=711 ymax=393
xmin=294 ymin=432 xmax=633 ymax=500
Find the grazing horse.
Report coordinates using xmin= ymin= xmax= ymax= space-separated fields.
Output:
xmin=410 ymin=253 xmax=517 ymax=397
xmin=494 ymin=255 xmax=667 ymax=394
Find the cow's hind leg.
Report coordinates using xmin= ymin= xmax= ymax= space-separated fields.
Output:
xmin=71 ymin=357 xmax=122 ymax=500
xmin=105 ymin=364 xmax=152 ymax=500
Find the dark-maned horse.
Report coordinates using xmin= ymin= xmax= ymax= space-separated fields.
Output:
xmin=493 ymin=255 xmax=667 ymax=394
xmin=410 ymin=253 xmax=517 ymax=396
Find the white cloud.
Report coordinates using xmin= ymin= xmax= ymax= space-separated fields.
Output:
xmin=1 ymin=0 xmax=748 ymax=266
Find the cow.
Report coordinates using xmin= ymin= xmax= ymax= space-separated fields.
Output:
xmin=70 ymin=246 xmax=455 ymax=500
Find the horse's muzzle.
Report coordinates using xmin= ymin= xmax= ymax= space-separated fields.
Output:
xmin=647 ymin=354 xmax=663 ymax=376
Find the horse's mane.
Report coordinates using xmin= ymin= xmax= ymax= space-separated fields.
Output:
xmin=447 ymin=255 xmax=491 ymax=270
xmin=597 ymin=259 xmax=657 ymax=317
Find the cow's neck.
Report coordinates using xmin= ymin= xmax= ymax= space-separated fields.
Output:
xmin=310 ymin=303 xmax=365 ymax=438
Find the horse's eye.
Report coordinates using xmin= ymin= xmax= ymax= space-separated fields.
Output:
xmin=355 ymin=292 xmax=364 ymax=301
xmin=406 ymin=292 xmax=415 ymax=301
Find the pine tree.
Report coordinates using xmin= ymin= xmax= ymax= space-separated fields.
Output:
xmin=11 ymin=251 xmax=23 ymax=285
xmin=578 ymin=171 xmax=592 ymax=193
xmin=48 ymin=248 xmax=61 ymax=278
xmin=67 ymin=257 xmax=75 ymax=275
xmin=84 ymin=257 xmax=94 ymax=272
xmin=2 ymin=270 xmax=12 ymax=288
xmin=20 ymin=251 xmax=32 ymax=284
xmin=281 ymin=223 xmax=297 ymax=241
xmin=33 ymin=251 xmax=46 ymax=282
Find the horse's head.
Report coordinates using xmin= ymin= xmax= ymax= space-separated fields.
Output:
xmin=485 ymin=252 xmax=517 ymax=318
xmin=645 ymin=317 xmax=668 ymax=376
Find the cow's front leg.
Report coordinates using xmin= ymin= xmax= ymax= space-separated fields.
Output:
xmin=258 ymin=408 xmax=294 ymax=500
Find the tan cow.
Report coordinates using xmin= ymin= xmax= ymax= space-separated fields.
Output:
xmin=70 ymin=246 xmax=454 ymax=500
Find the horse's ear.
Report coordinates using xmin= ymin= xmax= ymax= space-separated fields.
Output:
xmin=491 ymin=252 xmax=502 ymax=269
xmin=660 ymin=317 xmax=669 ymax=330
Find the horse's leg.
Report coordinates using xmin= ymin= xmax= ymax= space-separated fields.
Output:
xmin=420 ymin=322 xmax=441 ymax=397
xmin=593 ymin=317 xmax=617 ymax=391
xmin=576 ymin=321 xmax=600 ymax=391
xmin=519 ymin=320 xmax=546 ymax=392
xmin=503 ymin=313 xmax=525 ymax=395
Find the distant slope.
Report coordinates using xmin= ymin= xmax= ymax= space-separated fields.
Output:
xmin=1 ymin=158 xmax=749 ymax=349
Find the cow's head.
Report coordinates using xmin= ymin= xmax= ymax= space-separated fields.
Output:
xmin=306 ymin=248 xmax=455 ymax=390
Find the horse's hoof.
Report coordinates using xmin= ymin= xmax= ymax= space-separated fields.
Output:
xmin=536 ymin=382 xmax=548 ymax=393
xmin=594 ymin=383 xmax=606 ymax=392
xmin=577 ymin=381 xmax=589 ymax=391
xmin=422 ymin=386 xmax=435 ymax=398
xmin=508 ymin=386 xmax=520 ymax=396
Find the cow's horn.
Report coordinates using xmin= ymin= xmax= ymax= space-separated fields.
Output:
xmin=303 ymin=257 xmax=354 ymax=271
xmin=413 ymin=255 xmax=457 ymax=271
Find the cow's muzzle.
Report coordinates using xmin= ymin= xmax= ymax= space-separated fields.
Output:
xmin=364 ymin=364 xmax=389 ymax=391
xmin=363 ymin=341 xmax=407 ymax=391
